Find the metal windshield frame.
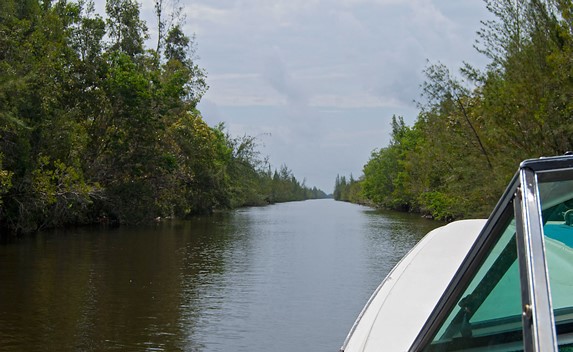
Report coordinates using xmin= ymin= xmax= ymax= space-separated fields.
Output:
xmin=410 ymin=155 xmax=573 ymax=352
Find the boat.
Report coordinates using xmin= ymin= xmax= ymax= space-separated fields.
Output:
xmin=340 ymin=154 xmax=573 ymax=351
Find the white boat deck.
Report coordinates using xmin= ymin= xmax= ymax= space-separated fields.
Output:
xmin=341 ymin=219 xmax=486 ymax=352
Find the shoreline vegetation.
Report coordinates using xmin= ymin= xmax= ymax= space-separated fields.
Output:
xmin=0 ymin=0 xmax=327 ymax=236
xmin=335 ymin=1 xmax=573 ymax=221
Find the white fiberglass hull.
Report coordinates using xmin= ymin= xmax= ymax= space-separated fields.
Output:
xmin=341 ymin=219 xmax=486 ymax=352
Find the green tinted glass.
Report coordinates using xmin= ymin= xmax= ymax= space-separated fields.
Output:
xmin=538 ymin=179 xmax=573 ymax=348
xmin=423 ymin=219 xmax=523 ymax=351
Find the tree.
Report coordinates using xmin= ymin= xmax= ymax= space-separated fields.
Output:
xmin=421 ymin=63 xmax=492 ymax=170
xmin=153 ymin=0 xmax=184 ymax=59
xmin=163 ymin=25 xmax=208 ymax=107
xmin=0 ymin=0 xmax=326 ymax=235
xmin=350 ymin=0 xmax=573 ymax=220
xmin=105 ymin=0 xmax=148 ymax=56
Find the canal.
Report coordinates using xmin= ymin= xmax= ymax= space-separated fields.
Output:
xmin=0 ymin=199 xmax=440 ymax=351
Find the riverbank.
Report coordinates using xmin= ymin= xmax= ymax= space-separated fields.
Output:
xmin=0 ymin=194 xmax=332 ymax=239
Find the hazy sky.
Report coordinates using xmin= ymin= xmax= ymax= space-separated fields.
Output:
xmin=95 ymin=0 xmax=492 ymax=192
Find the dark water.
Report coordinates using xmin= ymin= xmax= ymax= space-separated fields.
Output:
xmin=0 ymin=199 xmax=440 ymax=351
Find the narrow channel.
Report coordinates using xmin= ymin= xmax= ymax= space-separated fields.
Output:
xmin=0 ymin=199 xmax=440 ymax=351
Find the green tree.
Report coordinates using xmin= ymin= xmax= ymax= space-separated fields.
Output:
xmin=105 ymin=0 xmax=148 ymax=56
xmin=353 ymin=0 xmax=573 ymax=220
xmin=0 ymin=0 xmax=326 ymax=235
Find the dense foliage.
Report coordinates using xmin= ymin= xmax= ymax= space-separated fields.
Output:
xmin=0 ymin=0 xmax=326 ymax=234
xmin=345 ymin=0 xmax=573 ymax=220
xmin=333 ymin=174 xmax=365 ymax=204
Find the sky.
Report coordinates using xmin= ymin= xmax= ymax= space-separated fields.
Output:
xmin=95 ymin=0 xmax=493 ymax=193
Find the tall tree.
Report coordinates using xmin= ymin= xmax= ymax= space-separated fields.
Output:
xmin=105 ymin=0 xmax=148 ymax=56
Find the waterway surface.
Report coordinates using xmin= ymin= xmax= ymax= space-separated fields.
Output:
xmin=0 ymin=199 xmax=440 ymax=351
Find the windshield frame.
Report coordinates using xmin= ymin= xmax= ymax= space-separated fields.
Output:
xmin=410 ymin=155 xmax=573 ymax=352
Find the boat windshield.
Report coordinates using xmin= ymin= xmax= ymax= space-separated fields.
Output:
xmin=423 ymin=171 xmax=573 ymax=351
xmin=423 ymin=217 xmax=524 ymax=351
xmin=539 ymin=175 xmax=573 ymax=348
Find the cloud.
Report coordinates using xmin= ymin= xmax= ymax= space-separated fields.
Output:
xmin=262 ymin=48 xmax=308 ymax=107
xmin=310 ymin=94 xmax=401 ymax=109
xmin=186 ymin=4 xmax=231 ymax=29
xmin=127 ymin=0 xmax=491 ymax=190
xmin=183 ymin=0 xmax=484 ymax=112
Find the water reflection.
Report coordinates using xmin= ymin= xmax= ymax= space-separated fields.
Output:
xmin=362 ymin=209 xmax=442 ymax=278
xmin=0 ymin=200 xmax=441 ymax=351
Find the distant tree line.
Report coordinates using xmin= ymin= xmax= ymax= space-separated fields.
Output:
xmin=0 ymin=0 xmax=326 ymax=235
xmin=333 ymin=174 xmax=364 ymax=204
xmin=337 ymin=0 xmax=573 ymax=221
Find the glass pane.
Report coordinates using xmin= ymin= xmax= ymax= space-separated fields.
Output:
xmin=423 ymin=219 xmax=523 ymax=351
xmin=538 ymin=179 xmax=573 ymax=348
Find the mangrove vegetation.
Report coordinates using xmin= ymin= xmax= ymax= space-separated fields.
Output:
xmin=336 ymin=0 xmax=573 ymax=220
xmin=0 ymin=0 xmax=326 ymax=235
